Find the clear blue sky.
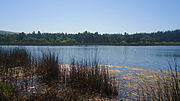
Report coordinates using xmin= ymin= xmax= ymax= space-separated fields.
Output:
xmin=0 ymin=0 xmax=180 ymax=34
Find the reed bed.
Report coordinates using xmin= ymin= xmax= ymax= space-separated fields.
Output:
xmin=0 ymin=47 xmax=119 ymax=100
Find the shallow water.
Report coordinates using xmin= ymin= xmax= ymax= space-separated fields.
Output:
xmin=1 ymin=45 xmax=180 ymax=69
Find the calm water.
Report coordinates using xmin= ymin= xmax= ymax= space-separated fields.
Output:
xmin=1 ymin=45 xmax=180 ymax=69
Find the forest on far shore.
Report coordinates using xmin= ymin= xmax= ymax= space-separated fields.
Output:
xmin=0 ymin=29 xmax=180 ymax=45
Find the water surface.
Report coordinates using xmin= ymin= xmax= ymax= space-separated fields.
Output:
xmin=1 ymin=45 xmax=180 ymax=69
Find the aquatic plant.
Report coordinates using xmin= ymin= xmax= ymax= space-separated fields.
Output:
xmin=136 ymin=59 xmax=180 ymax=101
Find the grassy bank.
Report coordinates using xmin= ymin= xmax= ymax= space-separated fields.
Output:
xmin=1 ymin=42 xmax=180 ymax=46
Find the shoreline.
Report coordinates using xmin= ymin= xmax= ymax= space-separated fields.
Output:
xmin=1 ymin=42 xmax=180 ymax=46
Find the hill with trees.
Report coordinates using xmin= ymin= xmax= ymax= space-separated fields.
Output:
xmin=0 ymin=29 xmax=180 ymax=45
xmin=0 ymin=30 xmax=17 ymax=35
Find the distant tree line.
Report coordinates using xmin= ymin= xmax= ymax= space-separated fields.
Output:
xmin=0 ymin=30 xmax=180 ymax=45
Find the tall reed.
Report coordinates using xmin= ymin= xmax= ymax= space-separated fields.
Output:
xmin=36 ymin=52 xmax=60 ymax=86
xmin=68 ymin=59 xmax=119 ymax=98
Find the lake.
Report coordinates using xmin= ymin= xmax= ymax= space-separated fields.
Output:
xmin=1 ymin=45 xmax=180 ymax=69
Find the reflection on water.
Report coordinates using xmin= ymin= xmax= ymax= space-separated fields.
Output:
xmin=1 ymin=45 xmax=180 ymax=69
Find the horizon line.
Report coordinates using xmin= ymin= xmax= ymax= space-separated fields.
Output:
xmin=1 ymin=29 xmax=180 ymax=35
